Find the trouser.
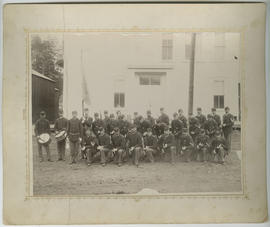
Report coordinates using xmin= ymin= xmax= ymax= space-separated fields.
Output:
xmin=197 ymin=147 xmax=208 ymax=162
xmin=113 ymin=149 xmax=125 ymax=164
xmin=57 ymin=140 xmax=66 ymax=160
xmin=145 ymin=148 xmax=157 ymax=162
xmin=164 ymin=146 xmax=176 ymax=163
xmin=130 ymin=147 xmax=142 ymax=166
xmin=100 ymin=148 xmax=113 ymax=164
xmin=224 ymin=132 xmax=232 ymax=153
xmin=86 ymin=147 xmax=97 ymax=164
xmin=38 ymin=143 xmax=51 ymax=161
xmin=211 ymin=148 xmax=225 ymax=163
xmin=70 ymin=141 xmax=79 ymax=163
xmin=175 ymin=138 xmax=181 ymax=154
xmin=181 ymin=146 xmax=193 ymax=162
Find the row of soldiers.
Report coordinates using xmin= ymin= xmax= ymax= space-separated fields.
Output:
xmin=34 ymin=106 xmax=235 ymax=166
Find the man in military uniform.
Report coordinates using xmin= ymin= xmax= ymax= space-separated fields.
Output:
xmin=158 ymin=107 xmax=170 ymax=125
xmin=111 ymin=127 xmax=126 ymax=166
xmin=204 ymin=114 xmax=218 ymax=142
xmin=195 ymin=129 xmax=210 ymax=162
xmin=143 ymin=128 xmax=158 ymax=163
xmin=81 ymin=108 xmax=93 ymax=133
xmin=159 ymin=126 xmax=177 ymax=164
xmin=180 ymin=128 xmax=194 ymax=162
xmin=195 ymin=107 xmax=206 ymax=128
xmin=133 ymin=112 xmax=140 ymax=128
xmin=126 ymin=124 xmax=143 ymax=167
xmin=146 ymin=110 xmax=155 ymax=128
xmin=67 ymin=110 xmax=83 ymax=164
xmin=211 ymin=130 xmax=228 ymax=164
xmin=107 ymin=113 xmax=118 ymax=135
xmin=35 ymin=111 xmax=52 ymax=162
xmin=171 ymin=112 xmax=183 ymax=154
xmin=188 ymin=114 xmax=200 ymax=142
xmin=116 ymin=114 xmax=129 ymax=136
xmin=222 ymin=106 xmax=234 ymax=153
xmin=54 ymin=109 xmax=68 ymax=161
xmin=82 ymin=129 xmax=99 ymax=166
xmin=178 ymin=109 xmax=187 ymax=128
xmin=97 ymin=127 xmax=112 ymax=166
xmin=92 ymin=113 xmax=105 ymax=136
xmin=211 ymin=108 xmax=221 ymax=127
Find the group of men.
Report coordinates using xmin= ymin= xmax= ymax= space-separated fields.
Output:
xmin=34 ymin=106 xmax=235 ymax=166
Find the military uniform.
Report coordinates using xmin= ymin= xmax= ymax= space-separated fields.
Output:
xmin=158 ymin=113 xmax=170 ymax=125
xmin=196 ymin=114 xmax=206 ymax=128
xmin=35 ymin=117 xmax=51 ymax=161
xmin=159 ymin=133 xmax=176 ymax=163
xmin=195 ymin=134 xmax=210 ymax=162
xmin=116 ymin=118 xmax=130 ymax=136
xmin=179 ymin=115 xmax=188 ymax=128
xmin=222 ymin=113 xmax=234 ymax=152
xmin=103 ymin=116 xmax=111 ymax=134
xmin=144 ymin=134 xmax=158 ymax=162
xmin=107 ymin=117 xmax=118 ymax=135
xmin=171 ymin=119 xmax=183 ymax=153
xmin=111 ymin=133 xmax=126 ymax=165
xmin=126 ymin=131 xmax=143 ymax=166
xmin=54 ymin=117 xmax=68 ymax=160
xmin=189 ymin=117 xmax=200 ymax=141
xmin=67 ymin=118 xmax=83 ymax=163
xmin=92 ymin=119 xmax=105 ymax=136
xmin=180 ymin=134 xmax=194 ymax=162
xmin=204 ymin=118 xmax=218 ymax=139
xmin=212 ymin=114 xmax=221 ymax=127
xmin=81 ymin=116 xmax=93 ymax=135
xmin=83 ymin=134 xmax=99 ymax=164
xmin=211 ymin=136 xmax=228 ymax=163
xmin=98 ymin=133 xmax=112 ymax=165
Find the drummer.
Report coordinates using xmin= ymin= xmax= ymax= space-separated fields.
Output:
xmin=34 ymin=111 xmax=52 ymax=162
xmin=54 ymin=109 xmax=68 ymax=161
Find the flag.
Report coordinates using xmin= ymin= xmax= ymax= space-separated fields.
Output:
xmin=81 ymin=49 xmax=91 ymax=106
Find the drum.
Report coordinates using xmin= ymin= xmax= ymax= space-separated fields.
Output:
xmin=38 ymin=133 xmax=51 ymax=145
xmin=55 ymin=130 xmax=67 ymax=142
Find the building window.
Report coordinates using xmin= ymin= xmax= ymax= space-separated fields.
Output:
xmin=135 ymin=72 xmax=165 ymax=86
xmin=162 ymin=39 xmax=173 ymax=60
xmin=214 ymin=95 xmax=224 ymax=109
xmin=114 ymin=93 xmax=125 ymax=108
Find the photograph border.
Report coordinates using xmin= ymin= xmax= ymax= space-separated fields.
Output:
xmin=25 ymin=27 xmax=246 ymax=200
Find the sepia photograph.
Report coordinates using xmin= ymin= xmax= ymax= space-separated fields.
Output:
xmin=31 ymin=31 xmax=242 ymax=195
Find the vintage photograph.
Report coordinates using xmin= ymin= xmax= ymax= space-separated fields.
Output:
xmin=31 ymin=31 xmax=242 ymax=195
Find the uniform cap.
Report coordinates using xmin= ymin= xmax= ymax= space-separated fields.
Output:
xmin=94 ymin=113 xmax=99 ymax=117
xmin=211 ymin=108 xmax=216 ymax=111
xmin=40 ymin=110 xmax=46 ymax=115
xmin=160 ymin=107 xmax=164 ymax=111
xmin=225 ymin=106 xmax=230 ymax=110
xmin=207 ymin=114 xmax=212 ymax=119
xmin=110 ymin=113 xmax=115 ymax=118
xmin=173 ymin=112 xmax=178 ymax=117
xmin=84 ymin=108 xmax=89 ymax=111
xmin=134 ymin=112 xmax=138 ymax=115
xmin=72 ymin=110 xmax=77 ymax=114
xmin=147 ymin=110 xmax=151 ymax=114
xmin=197 ymin=107 xmax=202 ymax=111
xmin=104 ymin=110 xmax=108 ymax=114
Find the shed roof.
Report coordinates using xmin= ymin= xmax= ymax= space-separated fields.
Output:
xmin=32 ymin=69 xmax=56 ymax=82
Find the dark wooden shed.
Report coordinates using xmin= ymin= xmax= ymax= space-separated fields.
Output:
xmin=32 ymin=70 xmax=59 ymax=124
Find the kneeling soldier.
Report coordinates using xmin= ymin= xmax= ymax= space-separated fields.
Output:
xmin=82 ymin=129 xmax=99 ymax=166
xmin=126 ymin=124 xmax=143 ymax=167
xmin=195 ymin=129 xmax=210 ymax=162
xmin=180 ymin=128 xmax=194 ymax=162
xmin=111 ymin=127 xmax=126 ymax=167
xmin=97 ymin=127 xmax=112 ymax=167
xmin=211 ymin=130 xmax=228 ymax=164
xmin=159 ymin=126 xmax=176 ymax=164
xmin=144 ymin=128 xmax=158 ymax=163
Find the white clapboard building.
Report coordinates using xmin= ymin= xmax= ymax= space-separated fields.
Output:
xmin=63 ymin=32 xmax=241 ymax=120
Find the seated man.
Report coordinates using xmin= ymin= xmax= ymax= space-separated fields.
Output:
xmin=143 ymin=128 xmax=158 ymax=163
xmin=126 ymin=124 xmax=143 ymax=167
xmin=97 ymin=127 xmax=112 ymax=167
xmin=82 ymin=129 xmax=99 ymax=166
xmin=111 ymin=127 xmax=126 ymax=167
xmin=159 ymin=126 xmax=177 ymax=164
xmin=195 ymin=129 xmax=210 ymax=162
xmin=210 ymin=130 xmax=228 ymax=164
xmin=180 ymin=128 xmax=194 ymax=162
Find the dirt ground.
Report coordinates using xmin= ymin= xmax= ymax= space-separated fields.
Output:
xmin=33 ymin=131 xmax=242 ymax=195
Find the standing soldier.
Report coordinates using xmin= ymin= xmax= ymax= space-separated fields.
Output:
xmin=82 ymin=129 xmax=98 ymax=166
xmin=159 ymin=126 xmax=177 ymax=164
xmin=211 ymin=108 xmax=221 ymax=127
xmin=81 ymin=108 xmax=93 ymax=159
xmin=188 ymin=114 xmax=200 ymax=142
xmin=139 ymin=116 xmax=152 ymax=136
xmin=92 ymin=112 xmax=105 ymax=136
xmin=178 ymin=109 xmax=188 ymax=128
xmin=211 ymin=130 xmax=228 ymax=164
xmin=107 ymin=113 xmax=118 ymax=135
xmin=195 ymin=129 xmax=210 ymax=162
xmin=34 ymin=111 xmax=52 ymax=162
xmin=143 ymin=128 xmax=158 ymax=163
xmin=204 ymin=114 xmax=218 ymax=142
xmin=67 ymin=110 xmax=83 ymax=164
xmin=111 ymin=127 xmax=126 ymax=167
xmin=146 ymin=110 xmax=155 ymax=128
xmin=158 ymin=107 xmax=170 ymax=125
xmin=133 ymin=112 xmax=140 ymax=128
xmin=222 ymin=106 xmax=234 ymax=153
xmin=116 ymin=114 xmax=130 ymax=136
xmin=97 ymin=127 xmax=112 ymax=167
xmin=103 ymin=110 xmax=110 ymax=134
xmin=54 ymin=109 xmax=68 ymax=161
xmin=126 ymin=124 xmax=143 ymax=167
xmin=195 ymin=107 xmax=206 ymax=128
xmin=171 ymin=112 xmax=183 ymax=154
xmin=180 ymin=128 xmax=194 ymax=162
